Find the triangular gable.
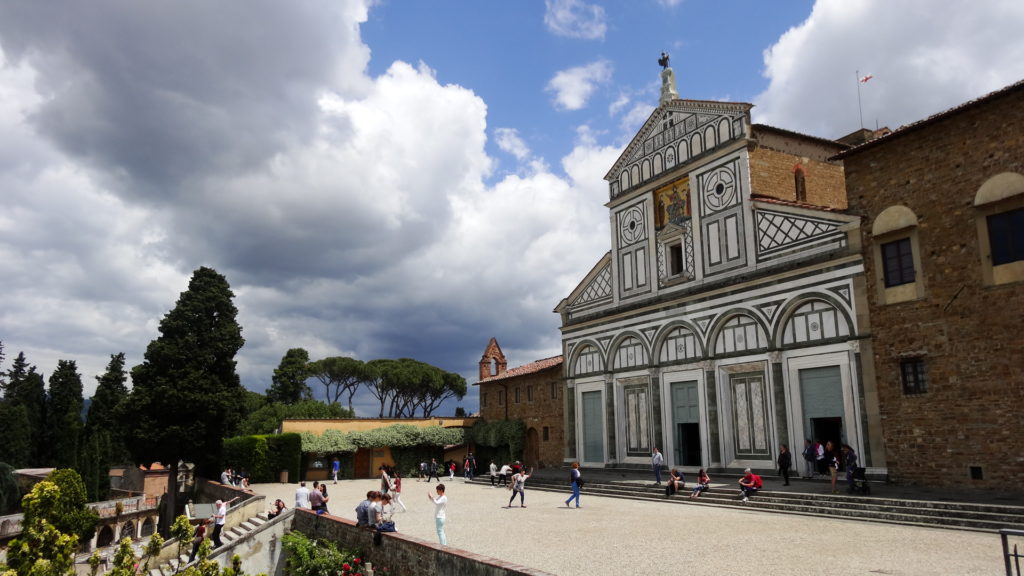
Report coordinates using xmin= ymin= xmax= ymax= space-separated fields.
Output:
xmin=558 ymin=252 xmax=613 ymax=313
xmin=604 ymin=99 xmax=753 ymax=186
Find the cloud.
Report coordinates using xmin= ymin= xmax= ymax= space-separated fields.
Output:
xmin=494 ymin=128 xmax=531 ymax=161
xmin=753 ymin=0 xmax=1024 ymax=139
xmin=546 ymin=60 xmax=614 ymax=111
xmin=543 ymin=0 xmax=607 ymax=40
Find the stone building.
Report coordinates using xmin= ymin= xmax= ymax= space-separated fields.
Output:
xmin=475 ymin=338 xmax=564 ymax=468
xmin=835 ymin=80 xmax=1024 ymax=489
xmin=554 ymin=61 xmax=886 ymax=475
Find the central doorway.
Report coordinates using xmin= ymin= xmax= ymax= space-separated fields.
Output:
xmin=671 ymin=380 xmax=701 ymax=467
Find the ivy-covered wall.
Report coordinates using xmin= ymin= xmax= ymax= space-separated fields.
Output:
xmin=222 ymin=433 xmax=301 ymax=483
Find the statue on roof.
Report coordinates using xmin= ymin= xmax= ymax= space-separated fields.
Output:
xmin=658 ymin=52 xmax=670 ymax=69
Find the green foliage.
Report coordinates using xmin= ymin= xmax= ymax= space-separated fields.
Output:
xmin=299 ymin=425 xmax=464 ymax=456
xmin=0 ymin=403 xmax=32 ymax=469
xmin=81 ymin=353 xmax=131 ymax=500
xmin=40 ymin=469 xmax=100 ymax=546
xmin=222 ymin=434 xmax=302 ymax=483
xmin=281 ymin=531 xmax=367 ymax=576
xmin=123 ymin=266 xmax=245 ymax=487
xmin=5 ymin=481 xmax=78 ymax=576
xmin=3 ymin=352 xmax=48 ymax=464
xmin=268 ymin=348 xmax=312 ymax=404
xmin=308 ymin=356 xmax=376 ymax=410
xmin=365 ymin=358 xmax=466 ymax=418
xmin=109 ymin=538 xmax=137 ymax=576
xmin=238 ymin=400 xmax=352 ymax=436
xmin=170 ymin=515 xmax=195 ymax=566
xmin=47 ymin=360 xmax=84 ymax=469
xmin=142 ymin=533 xmax=165 ymax=574
xmin=467 ymin=420 xmax=526 ymax=460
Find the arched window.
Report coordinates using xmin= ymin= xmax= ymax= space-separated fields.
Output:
xmin=974 ymin=172 xmax=1024 ymax=286
xmin=659 ymin=326 xmax=700 ymax=363
xmin=782 ymin=300 xmax=851 ymax=345
xmin=572 ymin=344 xmax=604 ymax=376
xmin=872 ymin=205 xmax=924 ymax=304
xmin=713 ymin=314 xmax=768 ymax=355
xmin=611 ymin=336 xmax=649 ymax=369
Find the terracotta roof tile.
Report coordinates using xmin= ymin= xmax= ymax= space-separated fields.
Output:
xmin=476 ymin=355 xmax=563 ymax=385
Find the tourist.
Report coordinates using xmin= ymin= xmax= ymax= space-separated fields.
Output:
xmin=355 ymin=491 xmax=377 ymax=527
xmin=308 ymin=481 xmax=326 ymax=514
xmin=468 ymin=452 xmax=476 ymax=479
xmin=489 ymin=461 xmax=499 ymax=486
xmin=419 ymin=461 xmax=427 ymax=481
xmin=189 ymin=517 xmax=210 ymax=562
xmin=506 ymin=466 xmax=533 ymax=508
xmin=331 ymin=457 xmax=340 ymax=484
xmin=651 ymin=447 xmax=665 ymax=485
xmin=665 ymin=468 xmax=685 ymax=497
xmin=380 ymin=465 xmax=392 ymax=495
xmin=318 ymin=482 xmax=330 ymax=514
xmin=220 ymin=468 xmax=232 ymax=486
xmin=267 ymin=499 xmax=286 ymax=519
xmin=826 ymin=441 xmax=840 ymax=493
xmin=379 ymin=493 xmax=395 ymax=525
xmin=498 ymin=463 xmax=512 ymax=487
xmin=565 ymin=462 xmax=582 ymax=508
xmin=429 ymin=483 xmax=448 ymax=546
xmin=210 ymin=496 xmax=240 ymax=547
xmin=815 ymin=439 xmax=827 ymax=476
xmin=463 ymin=455 xmax=472 ymax=480
xmin=801 ymin=439 xmax=816 ymax=479
xmin=448 ymin=460 xmax=456 ymax=480
xmin=427 ymin=458 xmax=441 ymax=483
xmin=738 ymin=468 xmax=762 ymax=502
xmin=690 ymin=469 xmax=711 ymax=498
xmin=778 ymin=443 xmax=792 ymax=486
xmin=294 ymin=481 xmax=310 ymax=509
xmin=392 ymin=469 xmax=407 ymax=512
xmin=843 ymin=444 xmax=859 ymax=493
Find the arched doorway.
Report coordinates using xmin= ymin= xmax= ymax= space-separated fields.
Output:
xmin=140 ymin=517 xmax=156 ymax=537
xmin=524 ymin=427 xmax=540 ymax=469
xmin=96 ymin=525 xmax=116 ymax=548
xmin=119 ymin=521 xmax=135 ymax=542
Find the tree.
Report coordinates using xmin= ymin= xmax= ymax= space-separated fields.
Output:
xmin=40 ymin=469 xmax=99 ymax=546
xmin=3 ymin=352 xmax=48 ymax=464
xmin=47 ymin=360 xmax=84 ymax=469
xmin=0 ymin=402 xmax=32 ymax=468
xmin=81 ymin=353 xmax=131 ymax=500
xmin=238 ymin=399 xmax=353 ymax=435
xmin=0 ymin=462 xmax=20 ymax=515
xmin=267 ymin=348 xmax=312 ymax=404
xmin=4 ymin=481 xmax=77 ymax=576
xmin=122 ymin=266 xmax=245 ymax=537
xmin=366 ymin=358 xmax=467 ymax=418
xmin=307 ymin=356 xmax=375 ymax=411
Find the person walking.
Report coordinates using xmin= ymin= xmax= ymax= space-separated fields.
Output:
xmin=448 ymin=460 xmax=456 ymax=480
xmin=506 ymin=467 xmax=533 ymax=508
xmin=331 ymin=457 xmax=340 ymax=484
xmin=188 ymin=518 xmax=210 ymax=562
xmin=429 ymin=484 xmax=448 ymax=546
xmin=778 ymin=443 xmax=792 ymax=486
xmin=651 ymin=447 xmax=665 ymax=485
xmin=826 ymin=440 xmax=840 ymax=493
xmin=801 ymin=439 xmax=816 ymax=479
xmin=498 ymin=463 xmax=512 ymax=487
xmin=427 ymin=458 xmax=441 ymax=483
xmin=489 ymin=461 xmax=499 ymax=486
xmin=842 ymin=443 xmax=859 ymax=493
xmin=380 ymin=465 xmax=392 ymax=495
xmin=210 ymin=496 xmax=239 ymax=547
xmin=565 ymin=462 xmax=582 ymax=508
xmin=392 ymin=470 xmax=407 ymax=512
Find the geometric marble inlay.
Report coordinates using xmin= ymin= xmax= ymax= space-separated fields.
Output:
xmin=756 ymin=211 xmax=839 ymax=253
xmin=572 ymin=263 xmax=613 ymax=306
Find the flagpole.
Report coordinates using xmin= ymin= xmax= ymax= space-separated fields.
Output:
xmin=856 ymin=70 xmax=864 ymax=129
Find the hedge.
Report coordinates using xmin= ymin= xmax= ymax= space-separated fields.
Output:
xmin=222 ymin=433 xmax=301 ymax=483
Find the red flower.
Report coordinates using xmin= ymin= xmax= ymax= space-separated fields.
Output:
xmin=342 ymin=563 xmax=351 ymax=571
xmin=353 ymin=558 xmax=361 ymax=564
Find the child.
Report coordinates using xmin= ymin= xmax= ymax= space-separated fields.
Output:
xmin=429 ymin=483 xmax=447 ymax=545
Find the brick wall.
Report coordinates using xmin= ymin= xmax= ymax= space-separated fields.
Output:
xmin=842 ymin=86 xmax=1024 ymax=489
xmin=749 ymin=146 xmax=847 ymax=209
xmin=292 ymin=508 xmax=553 ymax=576
xmin=479 ymin=366 xmax=564 ymax=468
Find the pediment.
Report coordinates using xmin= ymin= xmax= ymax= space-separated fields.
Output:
xmin=562 ymin=252 xmax=613 ymax=311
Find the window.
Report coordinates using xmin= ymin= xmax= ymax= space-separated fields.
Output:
xmin=527 ymin=385 xmax=534 ymax=402
xmin=514 ymin=387 xmax=521 ymax=404
xmin=794 ymin=165 xmax=807 ymax=203
xmin=542 ymin=426 xmax=550 ymax=441
xmin=881 ymin=238 xmax=915 ymax=287
xmin=481 ymin=393 xmax=488 ymax=408
xmin=498 ymin=390 xmax=505 ymax=406
xmin=988 ymin=207 xmax=1024 ymax=265
xmin=669 ymin=243 xmax=684 ymax=276
xmin=900 ymin=358 xmax=927 ymax=395
xmin=550 ymin=381 xmax=559 ymax=399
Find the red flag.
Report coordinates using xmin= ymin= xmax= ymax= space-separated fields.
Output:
xmin=860 ymin=74 xmax=873 ymax=83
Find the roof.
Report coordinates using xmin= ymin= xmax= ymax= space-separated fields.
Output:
xmin=832 ymin=78 xmax=1024 ymax=159
xmin=476 ymin=355 xmax=563 ymax=385
xmin=750 ymin=194 xmax=843 ymax=212
xmin=752 ymin=124 xmax=849 ymax=150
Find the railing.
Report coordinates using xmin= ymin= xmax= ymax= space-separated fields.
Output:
xmin=1001 ymin=528 xmax=1024 ymax=575
xmin=89 ymin=495 xmax=161 ymax=518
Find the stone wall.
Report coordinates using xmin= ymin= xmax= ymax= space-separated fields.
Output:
xmin=479 ymin=365 xmax=564 ymax=468
xmin=748 ymin=146 xmax=847 ymax=209
xmin=291 ymin=508 xmax=553 ymax=576
xmin=842 ymin=85 xmax=1024 ymax=489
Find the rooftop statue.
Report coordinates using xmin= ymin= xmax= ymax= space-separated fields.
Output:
xmin=658 ymin=52 xmax=670 ymax=69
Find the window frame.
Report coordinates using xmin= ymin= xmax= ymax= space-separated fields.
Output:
xmin=974 ymin=172 xmax=1024 ymax=286
xmin=899 ymin=358 xmax=928 ymax=395
xmin=880 ymin=237 xmax=916 ymax=287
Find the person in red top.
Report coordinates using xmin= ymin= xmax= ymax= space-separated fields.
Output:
xmin=738 ymin=468 xmax=762 ymax=502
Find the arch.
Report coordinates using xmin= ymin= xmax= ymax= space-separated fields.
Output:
xmin=641 ymin=159 xmax=652 ymax=182
xmin=652 ymin=321 xmax=705 ymax=365
xmin=653 ymin=153 xmax=663 ymax=175
xmin=569 ymin=341 xmax=605 ymax=377
xmin=620 ymin=170 xmax=630 ymax=192
xmin=718 ymin=118 xmax=732 ymax=142
xmin=524 ymin=427 xmax=541 ymax=469
xmin=678 ymin=141 xmax=689 ymax=163
xmin=609 ymin=332 xmax=650 ymax=370
xmin=630 ymin=165 xmax=641 ymax=190
xmin=975 ymin=172 xmax=1024 ymax=206
xmin=774 ymin=296 xmax=854 ymax=347
xmin=690 ymin=133 xmax=703 ymax=157
xmin=704 ymin=125 xmax=718 ymax=149
xmin=708 ymin=311 xmax=769 ymax=356
xmin=872 ymin=205 xmax=918 ymax=236
xmin=140 ymin=516 xmax=156 ymax=538
xmin=96 ymin=524 xmax=116 ymax=548
xmin=119 ymin=520 xmax=136 ymax=542
xmin=793 ymin=164 xmax=807 ymax=203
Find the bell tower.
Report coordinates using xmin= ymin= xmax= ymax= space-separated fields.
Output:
xmin=478 ymin=337 xmax=507 ymax=380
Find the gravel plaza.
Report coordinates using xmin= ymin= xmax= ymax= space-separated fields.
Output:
xmin=252 ymin=478 xmax=1004 ymax=576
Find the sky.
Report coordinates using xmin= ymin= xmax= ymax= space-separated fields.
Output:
xmin=2 ymin=0 xmax=1023 ymax=416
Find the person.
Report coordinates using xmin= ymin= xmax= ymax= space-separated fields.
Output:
xmin=427 ymin=458 xmax=441 ymax=483
xmin=448 ymin=460 xmax=456 ymax=480
xmin=801 ymin=439 xmax=816 ymax=479
xmin=467 ymin=452 xmax=476 ymax=479
xmin=267 ymin=499 xmax=286 ymax=519
xmin=507 ymin=467 xmax=533 ymax=508
xmin=842 ymin=443 xmax=859 ymax=493
xmin=379 ymin=493 xmax=395 ymax=526
xmin=429 ymin=483 xmax=448 ymax=546
xmin=498 ymin=463 xmax=512 ymax=487
xmin=355 ymin=491 xmax=377 ymax=527
xmin=380 ymin=465 xmax=392 ymax=495
xmin=391 ymin=470 xmax=407 ymax=512
xmin=778 ymin=443 xmax=792 ymax=486
xmin=738 ymin=468 xmax=762 ymax=502
xmin=489 ymin=461 xmax=499 ymax=486
xmin=565 ymin=462 xmax=582 ymax=508
xmin=220 ymin=468 xmax=232 ymax=486
xmin=318 ymin=482 xmax=331 ymax=513
xmin=295 ymin=481 xmax=311 ymax=509
xmin=665 ymin=468 xmax=685 ymax=497
xmin=651 ymin=448 xmax=665 ymax=485
xmin=826 ymin=440 xmax=840 ymax=493
xmin=210 ymin=496 xmax=239 ymax=547
xmin=419 ymin=461 xmax=427 ymax=481
xmin=309 ymin=481 xmax=326 ymax=514
xmin=331 ymin=457 xmax=340 ymax=484
xmin=815 ymin=439 xmax=827 ymax=476
xmin=189 ymin=518 xmax=210 ymax=562
xmin=690 ymin=469 xmax=711 ymax=498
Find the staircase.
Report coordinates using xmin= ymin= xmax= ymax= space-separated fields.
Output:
xmin=149 ymin=514 xmax=271 ymax=576
xmin=489 ymin=477 xmax=1024 ymax=533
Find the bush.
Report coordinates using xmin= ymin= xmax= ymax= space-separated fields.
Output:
xmin=222 ymin=433 xmax=302 ymax=483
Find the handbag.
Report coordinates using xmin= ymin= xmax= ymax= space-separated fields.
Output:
xmin=377 ymin=520 xmax=396 ymax=533
xmin=576 ymin=478 xmax=585 ymax=488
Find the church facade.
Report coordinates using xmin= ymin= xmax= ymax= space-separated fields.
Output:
xmin=554 ymin=66 xmax=886 ymax=475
